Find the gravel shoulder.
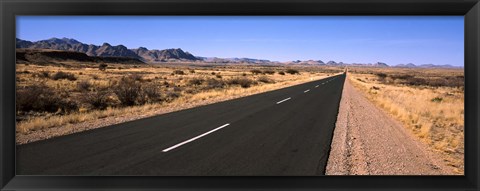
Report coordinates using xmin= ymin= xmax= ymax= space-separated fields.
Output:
xmin=326 ymin=74 xmax=456 ymax=175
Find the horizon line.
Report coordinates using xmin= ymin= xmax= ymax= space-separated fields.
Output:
xmin=16 ymin=37 xmax=462 ymax=67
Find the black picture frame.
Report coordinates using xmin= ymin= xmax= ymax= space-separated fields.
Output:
xmin=1 ymin=0 xmax=479 ymax=190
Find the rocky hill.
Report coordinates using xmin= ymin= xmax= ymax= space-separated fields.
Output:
xmin=133 ymin=47 xmax=198 ymax=62
xmin=16 ymin=38 xmax=198 ymax=62
xmin=196 ymin=56 xmax=272 ymax=64
xmin=16 ymin=48 xmax=145 ymax=65
xmin=284 ymin=60 xmax=325 ymax=65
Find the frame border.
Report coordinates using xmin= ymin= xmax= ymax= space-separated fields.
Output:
xmin=1 ymin=0 xmax=479 ymax=190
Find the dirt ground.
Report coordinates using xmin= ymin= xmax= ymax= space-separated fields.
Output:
xmin=326 ymin=74 xmax=458 ymax=175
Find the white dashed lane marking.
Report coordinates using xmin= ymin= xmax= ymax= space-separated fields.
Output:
xmin=276 ymin=97 xmax=292 ymax=104
xmin=162 ymin=123 xmax=231 ymax=152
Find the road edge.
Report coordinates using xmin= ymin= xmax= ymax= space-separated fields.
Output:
xmin=325 ymin=73 xmax=350 ymax=175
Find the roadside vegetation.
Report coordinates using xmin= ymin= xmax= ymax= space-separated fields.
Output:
xmin=16 ymin=62 xmax=342 ymax=143
xmin=348 ymin=67 xmax=464 ymax=174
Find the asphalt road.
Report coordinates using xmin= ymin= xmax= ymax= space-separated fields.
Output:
xmin=17 ymin=73 xmax=346 ymax=176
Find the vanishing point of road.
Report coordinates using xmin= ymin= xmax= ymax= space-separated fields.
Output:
xmin=17 ymin=73 xmax=346 ymax=176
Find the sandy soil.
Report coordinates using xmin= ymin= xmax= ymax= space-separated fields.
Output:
xmin=326 ymin=74 xmax=456 ymax=175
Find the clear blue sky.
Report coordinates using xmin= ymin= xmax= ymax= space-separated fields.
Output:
xmin=17 ymin=16 xmax=464 ymax=66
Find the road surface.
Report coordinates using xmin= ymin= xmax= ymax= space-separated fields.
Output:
xmin=17 ymin=73 xmax=346 ymax=176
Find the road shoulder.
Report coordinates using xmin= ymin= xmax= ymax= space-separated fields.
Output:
xmin=326 ymin=74 xmax=455 ymax=175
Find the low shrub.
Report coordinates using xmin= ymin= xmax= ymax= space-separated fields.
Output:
xmin=165 ymin=91 xmax=180 ymax=102
xmin=139 ymin=83 xmax=162 ymax=104
xmin=285 ymin=69 xmax=300 ymax=75
xmin=16 ymin=83 xmax=49 ymax=112
xmin=185 ymin=88 xmax=198 ymax=94
xmin=113 ymin=77 xmax=142 ymax=106
xmin=228 ymin=77 xmax=256 ymax=88
xmin=404 ymin=77 xmax=427 ymax=86
xmin=163 ymin=81 xmax=170 ymax=87
xmin=81 ymin=89 xmax=112 ymax=110
xmin=52 ymin=71 xmax=77 ymax=81
xmin=173 ymin=70 xmax=185 ymax=75
xmin=431 ymin=97 xmax=443 ymax=103
xmin=263 ymin=70 xmax=275 ymax=75
xmin=257 ymin=76 xmax=275 ymax=83
xmin=99 ymin=63 xmax=108 ymax=71
xmin=205 ymin=78 xmax=225 ymax=89
xmin=377 ymin=74 xmax=464 ymax=88
xmin=76 ymin=80 xmax=92 ymax=92
xmin=40 ymin=71 xmax=50 ymax=78
xmin=392 ymin=74 xmax=414 ymax=80
xmin=427 ymin=77 xmax=463 ymax=87
xmin=129 ymin=73 xmax=144 ymax=82
xmin=31 ymin=71 xmax=49 ymax=78
xmin=251 ymin=69 xmax=262 ymax=75
xmin=375 ymin=73 xmax=388 ymax=79
xmin=16 ymin=82 xmax=75 ymax=113
xmin=278 ymin=71 xmax=285 ymax=75
xmin=188 ymin=78 xmax=204 ymax=86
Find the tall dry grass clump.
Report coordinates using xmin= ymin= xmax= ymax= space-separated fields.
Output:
xmin=114 ymin=76 xmax=143 ymax=106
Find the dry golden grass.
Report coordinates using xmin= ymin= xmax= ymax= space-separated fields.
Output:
xmin=16 ymin=63 xmax=341 ymax=141
xmin=348 ymin=67 xmax=464 ymax=174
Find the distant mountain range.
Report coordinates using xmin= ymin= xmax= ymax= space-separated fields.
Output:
xmin=16 ymin=38 xmax=462 ymax=68
xmin=16 ymin=38 xmax=198 ymax=63
xmin=393 ymin=63 xmax=460 ymax=68
xmin=196 ymin=56 xmax=273 ymax=64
